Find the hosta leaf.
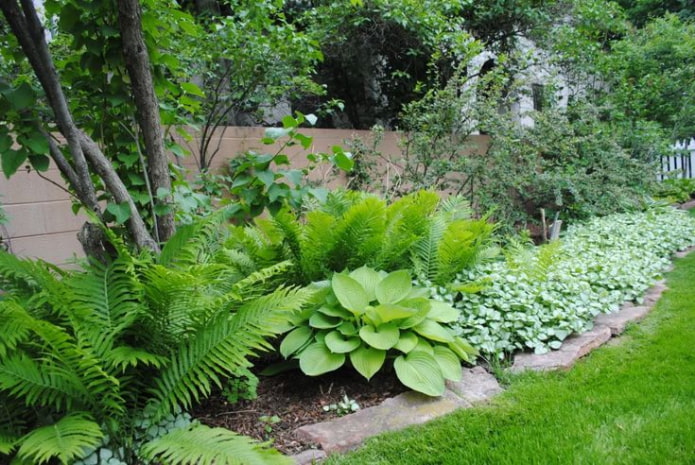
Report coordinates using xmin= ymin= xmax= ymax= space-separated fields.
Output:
xmin=349 ymin=266 xmax=381 ymax=301
xmin=280 ymin=327 xmax=314 ymax=358
xmin=298 ymin=342 xmax=345 ymax=376
xmin=317 ymin=305 xmax=353 ymax=319
xmin=398 ymin=299 xmax=431 ymax=328
xmin=394 ymin=352 xmax=445 ymax=397
xmin=427 ymin=301 xmax=460 ymax=323
xmin=393 ymin=331 xmax=419 ymax=353
xmin=309 ymin=312 xmax=341 ymax=329
xmin=337 ymin=321 xmax=358 ymax=336
xmin=433 ymin=346 xmax=462 ymax=381
xmin=413 ymin=320 xmax=454 ymax=343
xmin=332 ymin=274 xmax=369 ymax=314
xmin=359 ymin=323 xmax=400 ymax=350
xmin=412 ymin=338 xmax=434 ymax=355
xmin=375 ymin=270 xmax=412 ymax=304
xmin=367 ymin=304 xmax=417 ymax=326
xmin=350 ymin=345 xmax=386 ymax=380
xmin=324 ymin=331 xmax=361 ymax=354
xmin=448 ymin=337 xmax=478 ymax=362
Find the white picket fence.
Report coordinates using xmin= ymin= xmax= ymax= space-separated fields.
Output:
xmin=659 ymin=138 xmax=695 ymax=180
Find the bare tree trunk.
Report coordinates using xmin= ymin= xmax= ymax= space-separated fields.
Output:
xmin=117 ymin=0 xmax=175 ymax=244
xmin=0 ymin=0 xmax=160 ymax=254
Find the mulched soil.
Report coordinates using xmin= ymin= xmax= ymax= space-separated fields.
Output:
xmin=192 ymin=367 xmax=408 ymax=455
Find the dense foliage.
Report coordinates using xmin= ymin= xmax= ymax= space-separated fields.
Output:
xmin=444 ymin=206 xmax=695 ymax=357
xmin=0 ymin=218 xmax=308 ymax=464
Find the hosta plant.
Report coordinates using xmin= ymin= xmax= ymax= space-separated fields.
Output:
xmin=279 ymin=267 xmax=477 ymax=397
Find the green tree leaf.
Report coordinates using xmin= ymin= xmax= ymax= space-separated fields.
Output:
xmin=375 ymin=269 xmax=413 ymax=304
xmin=280 ymin=327 xmax=314 ymax=358
xmin=1 ymin=148 xmax=28 ymax=178
xmin=349 ymin=345 xmax=386 ymax=380
xmin=298 ymin=342 xmax=345 ymax=376
xmin=6 ymin=82 xmax=35 ymax=110
xmin=324 ymin=330 xmax=361 ymax=353
xmin=28 ymin=155 xmax=50 ymax=172
xmin=106 ymin=202 xmax=132 ymax=224
xmin=359 ymin=323 xmax=400 ymax=350
xmin=394 ymin=351 xmax=445 ymax=397
xmin=332 ymin=273 xmax=370 ymax=314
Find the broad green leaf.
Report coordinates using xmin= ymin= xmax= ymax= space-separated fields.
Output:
xmin=298 ymin=342 xmax=345 ymax=376
xmin=256 ymin=170 xmax=276 ymax=188
xmin=265 ymin=127 xmax=291 ymax=140
xmin=448 ymin=337 xmax=478 ymax=362
xmin=324 ymin=331 xmax=361 ymax=354
xmin=413 ymin=320 xmax=455 ymax=343
xmin=398 ymin=299 xmax=431 ymax=329
xmin=367 ymin=304 xmax=416 ymax=326
xmin=337 ymin=321 xmax=358 ymax=336
xmin=309 ymin=312 xmax=341 ymax=329
xmin=23 ymin=134 xmax=49 ymax=155
xmin=7 ymin=82 xmax=34 ymax=110
xmin=350 ymin=345 xmax=386 ymax=380
xmin=427 ymin=301 xmax=460 ymax=323
xmin=394 ymin=351 xmax=445 ymax=397
xmin=433 ymin=346 xmax=462 ymax=381
xmin=393 ymin=331 xmax=419 ymax=353
xmin=349 ymin=266 xmax=381 ymax=301
xmin=359 ymin=323 xmax=399 ymax=350
xmin=106 ymin=202 xmax=132 ymax=224
xmin=280 ymin=327 xmax=314 ymax=358
xmin=412 ymin=338 xmax=434 ymax=355
xmin=28 ymin=155 xmax=50 ymax=172
xmin=181 ymin=82 xmax=205 ymax=97
xmin=2 ymin=148 xmax=27 ymax=177
xmin=332 ymin=274 xmax=369 ymax=314
xmin=317 ymin=305 xmax=352 ymax=319
xmin=375 ymin=270 xmax=412 ymax=304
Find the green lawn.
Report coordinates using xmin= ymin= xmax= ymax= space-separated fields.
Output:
xmin=326 ymin=249 xmax=695 ymax=465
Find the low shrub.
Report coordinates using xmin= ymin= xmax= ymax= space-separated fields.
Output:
xmin=444 ymin=206 xmax=695 ymax=357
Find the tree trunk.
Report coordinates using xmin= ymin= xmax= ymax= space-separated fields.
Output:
xmin=117 ymin=0 xmax=176 ymax=244
xmin=0 ymin=0 xmax=160 ymax=254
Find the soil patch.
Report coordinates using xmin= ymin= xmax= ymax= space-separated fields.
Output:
xmin=192 ymin=367 xmax=408 ymax=455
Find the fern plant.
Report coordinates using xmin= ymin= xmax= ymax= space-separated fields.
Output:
xmin=0 ymin=217 xmax=308 ymax=465
xmin=226 ymin=190 xmax=496 ymax=286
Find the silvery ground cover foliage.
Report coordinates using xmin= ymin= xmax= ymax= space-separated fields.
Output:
xmin=444 ymin=205 xmax=695 ymax=358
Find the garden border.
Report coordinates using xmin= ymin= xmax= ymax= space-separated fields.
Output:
xmin=288 ymin=244 xmax=695 ymax=464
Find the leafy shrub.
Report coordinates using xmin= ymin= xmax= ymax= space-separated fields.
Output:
xmin=0 ymin=217 xmax=307 ymax=464
xmin=652 ymin=178 xmax=695 ymax=204
xmin=445 ymin=206 xmax=695 ymax=357
xmin=279 ymin=267 xmax=477 ymax=397
xmin=226 ymin=190 xmax=496 ymax=285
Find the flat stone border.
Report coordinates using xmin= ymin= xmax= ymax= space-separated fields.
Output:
xmin=289 ymin=245 xmax=694 ymax=463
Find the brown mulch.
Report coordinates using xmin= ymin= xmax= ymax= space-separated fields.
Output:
xmin=192 ymin=367 xmax=408 ymax=455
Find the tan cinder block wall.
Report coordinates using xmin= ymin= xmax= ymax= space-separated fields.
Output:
xmin=0 ymin=127 xmax=488 ymax=265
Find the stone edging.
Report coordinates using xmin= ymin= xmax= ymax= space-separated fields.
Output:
xmin=289 ymin=245 xmax=695 ymax=464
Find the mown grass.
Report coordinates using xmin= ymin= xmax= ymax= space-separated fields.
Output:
xmin=326 ymin=250 xmax=695 ymax=465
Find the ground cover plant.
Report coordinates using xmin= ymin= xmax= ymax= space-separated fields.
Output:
xmin=0 ymin=218 xmax=309 ymax=465
xmin=445 ymin=204 xmax=695 ymax=357
xmin=323 ymin=240 xmax=695 ymax=465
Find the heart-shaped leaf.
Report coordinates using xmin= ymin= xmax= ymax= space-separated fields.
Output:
xmin=433 ymin=345 xmax=462 ymax=381
xmin=367 ymin=304 xmax=417 ymax=325
xmin=359 ymin=323 xmax=399 ymax=350
xmin=448 ymin=337 xmax=478 ymax=362
xmin=427 ymin=301 xmax=460 ymax=323
xmin=324 ymin=331 xmax=361 ymax=354
xmin=375 ymin=270 xmax=412 ymax=304
xmin=393 ymin=331 xmax=419 ymax=353
xmin=332 ymin=273 xmax=369 ymax=314
xmin=349 ymin=266 xmax=381 ymax=301
xmin=309 ymin=312 xmax=341 ymax=329
xmin=394 ymin=351 xmax=445 ymax=397
xmin=350 ymin=345 xmax=386 ymax=380
xmin=337 ymin=321 xmax=358 ymax=336
xmin=280 ymin=327 xmax=314 ymax=358
xmin=299 ymin=342 xmax=345 ymax=376
xmin=317 ymin=305 xmax=353 ymax=319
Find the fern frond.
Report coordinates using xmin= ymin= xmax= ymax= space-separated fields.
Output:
xmin=270 ymin=208 xmax=303 ymax=265
xmin=0 ymin=251 xmax=61 ymax=298
xmin=438 ymin=194 xmax=473 ymax=220
xmin=159 ymin=213 xmax=226 ymax=267
xmin=0 ymin=394 xmax=25 ymax=455
xmin=15 ymin=413 xmax=103 ymax=465
xmin=299 ymin=210 xmax=338 ymax=281
xmin=147 ymin=287 xmax=313 ymax=419
xmin=411 ymin=216 xmax=447 ymax=283
xmin=0 ymin=300 xmax=32 ymax=358
xmin=329 ymin=196 xmax=387 ymax=271
xmin=436 ymin=219 xmax=496 ymax=285
xmin=139 ymin=423 xmax=291 ymax=465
